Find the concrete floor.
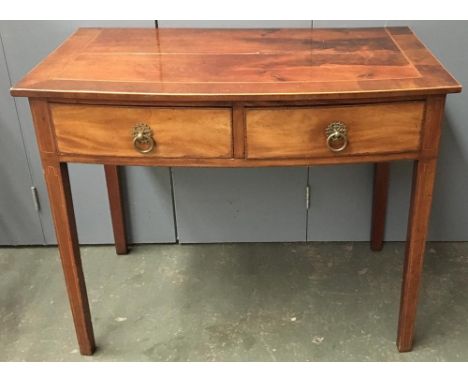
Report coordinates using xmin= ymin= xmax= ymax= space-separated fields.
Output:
xmin=0 ymin=242 xmax=467 ymax=361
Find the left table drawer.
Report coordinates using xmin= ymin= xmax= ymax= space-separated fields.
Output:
xmin=50 ymin=104 xmax=233 ymax=158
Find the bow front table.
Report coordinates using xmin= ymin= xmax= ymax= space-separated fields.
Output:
xmin=11 ymin=27 xmax=461 ymax=355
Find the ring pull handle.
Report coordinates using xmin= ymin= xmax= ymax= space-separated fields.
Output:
xmin=325 ymin=121 xmax=348 ymax=152
xmin=132 ymin=123 xmax=155 ymax=154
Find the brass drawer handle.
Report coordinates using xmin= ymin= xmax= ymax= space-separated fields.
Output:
xmin=325 ymin=121 xmax=348 ymax=152
xmin=132 ymin=123 xmax=155 ymax=154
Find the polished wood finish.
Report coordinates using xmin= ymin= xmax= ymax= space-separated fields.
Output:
xmin=104 ymin=165 xmax=128 ymax=255
xmin=397 ymin=95 xmax=445 ymax=352
xmin=29 ymin=99 xmax=95 ymax=355
xmin=233 ymin=104 xmax=246 ymax=159
xmin=398 ymin=159 xmax=438 ymax=352
xmin=11 ymin=28 xmax=461 ymax=102
xmin=246 ymin=102 xmax=424 ymax=159
xmin=51 ymin=104 xmax=232 ymax=158
xmin=12 ymin=28 xmax=461 ymax=355
xmin=371 ymin=162 xmax=390 ymax=251
xmin=59 ymin=151 xmax=419 ymax=167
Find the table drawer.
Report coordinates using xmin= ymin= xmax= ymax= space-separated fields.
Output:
xmin=246 ymin=102 xmax=425 ymax=159
xmin=51 ymin=104 xmax=233 ymax=158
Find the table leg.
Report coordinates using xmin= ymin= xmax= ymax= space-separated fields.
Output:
xmin=104 ymin=165 xmax=128 ymax=255
xmin=396 ymin=95 xmax=445 ymax=352
xmin=370 ymin=162 xmax=390 ymax=251
xmin=44 ymin=161 xmax=96 ymax=355
xmin=397 ymin=158 xmax=438 ymax=352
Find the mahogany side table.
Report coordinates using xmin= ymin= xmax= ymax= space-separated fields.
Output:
xmin=11 ymin=27 xmax=461 ymax=355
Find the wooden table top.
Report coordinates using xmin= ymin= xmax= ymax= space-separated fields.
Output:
xmin=11 ymin=27 xmax=461 ymax=102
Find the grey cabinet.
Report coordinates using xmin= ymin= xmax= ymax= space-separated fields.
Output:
xmin=0 ymin=34 xmax=44 ymax=245
xmin=173 ymin=168 xmax=308 ymax=243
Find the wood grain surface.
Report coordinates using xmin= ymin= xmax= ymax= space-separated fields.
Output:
xmin=371 ymin=162 xmax=390 ymax=251
xmin=10 ymin=27 xmax=461 ymax=101
xmin=104 ymin=165 xmax=128 ymax=255
xmin=246 ymin=102 xmax=424 ymax=159
xmin=29 ymin=99 xmax=96 ymax=355
xmin=51 ymin=104 xmax=232 ymax=158
xmin=397 ymin=95 xmax=446 ymax=352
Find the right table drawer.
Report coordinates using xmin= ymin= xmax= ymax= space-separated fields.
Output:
xmin=246 ymin=102 xmax=425 ymax=159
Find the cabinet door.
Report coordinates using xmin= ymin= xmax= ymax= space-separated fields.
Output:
xmin=172 ymin=168 xmax=308 ymax=243
xmin=159 ymin=20 xmax=311 ymax=243
xmin=0 ymin=34 xmax=44 ymax=245
xmin=1 ymin=21 xmax=176 ymax=244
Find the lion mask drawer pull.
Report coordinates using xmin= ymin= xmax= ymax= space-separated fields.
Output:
xmin=132 ymin=122 xmax=155 ymax=154
xmin=325 ymin=121 xmax=348 ymax=152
